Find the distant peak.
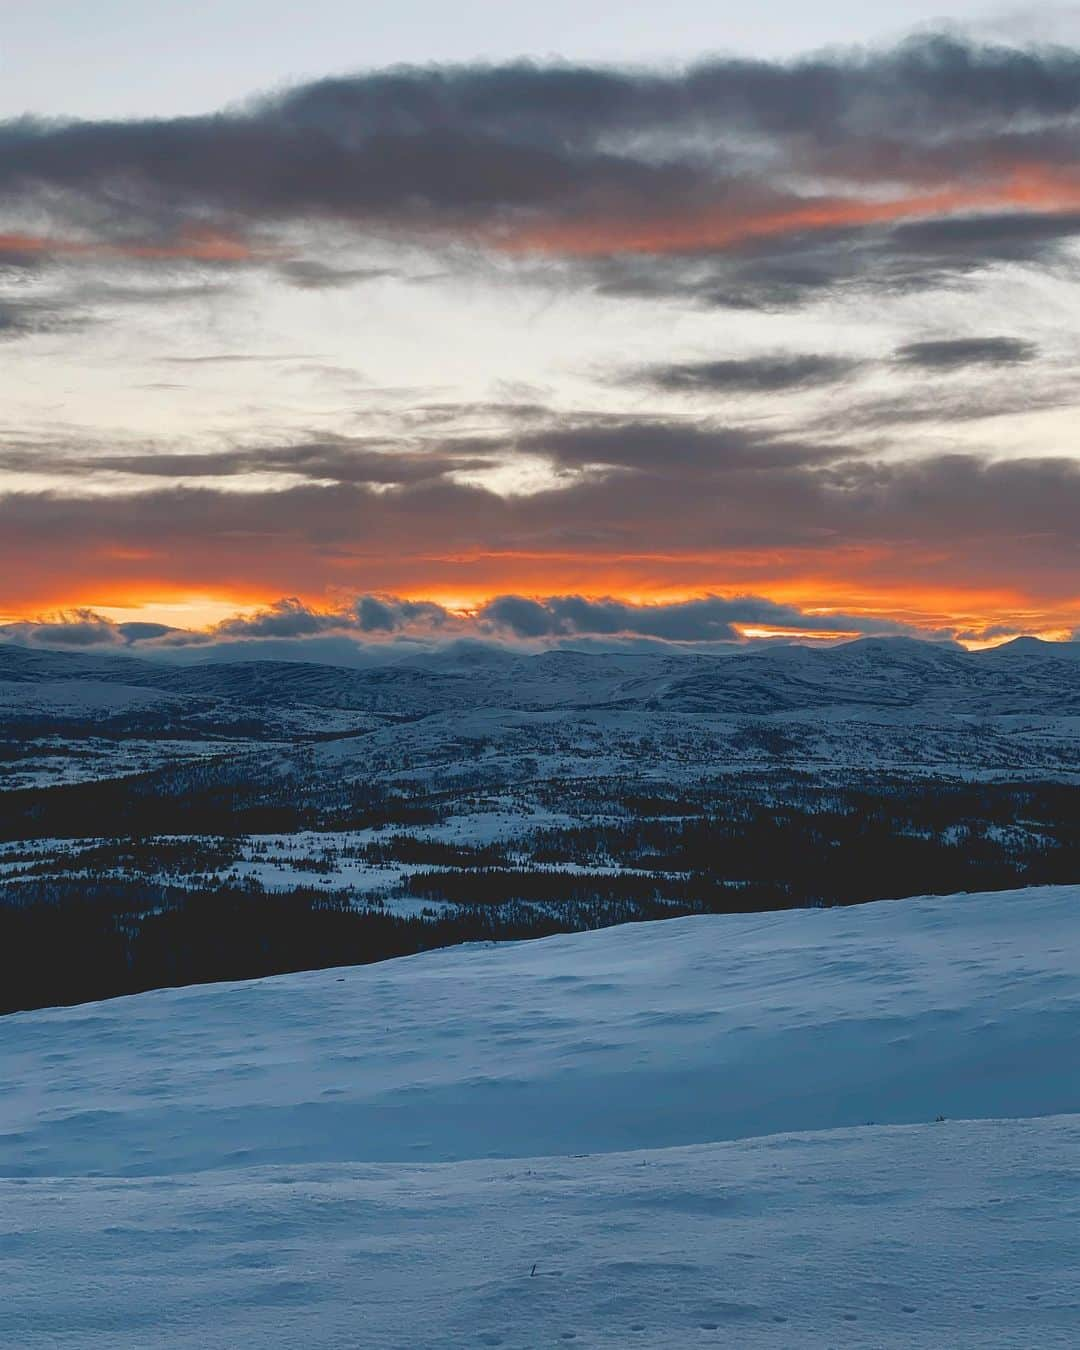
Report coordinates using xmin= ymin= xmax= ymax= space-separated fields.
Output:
xmin=979 ymin=635 xmax=1080 ymax=659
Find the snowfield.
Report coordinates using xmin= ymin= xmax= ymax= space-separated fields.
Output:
xmin=3 ymin=885 xmax=1079 ymax=1346
xmin=3 ymin=1119 xmax=1079 ymax=1349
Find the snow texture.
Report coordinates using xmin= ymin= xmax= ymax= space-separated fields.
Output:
xmin=2 ymin=885 xmax=1079 ymax=1345
xmin=3 ymin=1119 xmax=1079 ymax=1348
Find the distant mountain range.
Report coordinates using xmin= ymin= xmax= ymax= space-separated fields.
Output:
xmin=4 ymin=635 xmax=1080 ymax=721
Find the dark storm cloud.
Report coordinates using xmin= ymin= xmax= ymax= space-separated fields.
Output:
xmin=894 ymin=337 xmax=1039 ymax=371
xmin=636 ymin=354 xmax=861 ymax=394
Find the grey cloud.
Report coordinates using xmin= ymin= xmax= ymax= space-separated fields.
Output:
xmin=479 ymin=594 xmax=745 ymax=640
xmin=116 ymin=621 xmax=178 ymax=642
xmin=4 ymin=36 xmax=1080 ymax=263
xmin=894 ymin=337 xmax=1039 ymax=371
xmin=3 ymin=610 xmax=124 ymax=648
xmin=212 ymin=595 xmax=455 ymax=639
xmin=0 ymin=437 xmax=493 ymax=488
xmin=637 ymin=354 xmax=861 ymax=394
xmin=0 ymin=297 xmax=88 ymax=340
xmin=513 ymin=419 xmax=832 ymax=473
xmin=0 ymin=279 xmax=228 ymax=342
xmin=478 ymin=593 xmax=920 ymax=641
xmin=355 ymin=596 xmax=450 ymax=631
xmin=1 ymin=593 xmax=934 ymax=654
xmin=585 ymin=211 xmax=1080 ymax=312
xmin=0 ymin=418 xmax=834 ymax=488
xmin=276 ymin=260 xmax=394 ymax=289
xmin=214 ymin=598 xmax=346 ymax=639
xmin=889 ymin=210 xmax=1080 ymax=263
xmin=159 ymin=353 xmax=325 ymax=365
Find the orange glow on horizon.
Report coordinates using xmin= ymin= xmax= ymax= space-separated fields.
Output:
xmin=5 ymin=575 xmax=1080 ymax=646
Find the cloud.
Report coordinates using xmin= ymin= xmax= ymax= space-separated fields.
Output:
xmin=276 ymin=260 xmax=393 ymax=290
xmin=0 ymin=435 xmax=496 ymax=489
xmin=354 ymin=596 xmax=449 ymax=631
xmin=209 ymin=595 xmax=456 ymax=640
xmin=0 ymin=609 xmax=124 ymax=648
xmin=956 ymin=623 xmax=1024 ymax=642
xmin=6 ymin=439 xmax=1080 ymax=630
xmin=213 ymin=597 xmax=346 ymax=639
xmin=894 ymin=336 xmax=1039 ymax=370
xmin=477 ymin=593 xmax=913 ymax=641
xmin=5 ymin=34 xmax=1080 ymax=295
xmin=0 ymin=591 xmax=940 ymax=656
xmin=887 ymin=209 xmax=1080 ymax=263
xmin=510 ymin=418 xmax=833 ymax=474
xmin=0 ymin=611 xmax=185 ymax=648
xmin=0 ymin=296 xmax=88 ymax=340
xmin=115 ymin=621 xmax=178 ymax=642
xmin=635 ymin=354 xmax=861 ymax=394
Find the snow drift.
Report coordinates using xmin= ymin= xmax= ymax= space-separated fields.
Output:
xmin=3 ymin=885 xmax=1078 ymax=1347
xmin=2 ymin=885 xmax=1078 ymax=1176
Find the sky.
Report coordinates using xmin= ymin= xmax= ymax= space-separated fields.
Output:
xmin=4 ymin=2 xmax=1080 ymax=653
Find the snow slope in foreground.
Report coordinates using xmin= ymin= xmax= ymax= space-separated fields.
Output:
xmin=3 ymin=1118 xmax=1079 ymax=1349
xmin=2 ymin=886 xmax=1079 ymax=1348
xmin=2 ymin=885 xmax=1078 ymax=1175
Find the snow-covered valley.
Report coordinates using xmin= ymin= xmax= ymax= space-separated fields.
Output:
xmin=5 ymin=635 xmax=1080 ymax=1012
xmin=3 ymin=886 xmax=1079 ymax=1346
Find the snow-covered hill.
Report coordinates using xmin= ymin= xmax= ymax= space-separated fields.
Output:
xmin=6 ymin=633 xmax=1080 ymax=722
xmin=4 ymin=885 xmax=1076 ymax=1175
xmin=3 ymin=887 xmax=1078 ymax=1346
xmin=4 ymin=1118 xmax=1077 ymax=1349
xmin=5 ymin=634 xmax=1080 ymax=788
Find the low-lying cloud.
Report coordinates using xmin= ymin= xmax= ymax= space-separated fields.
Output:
xmin=0 ymin=591 xmax=943 ymax=656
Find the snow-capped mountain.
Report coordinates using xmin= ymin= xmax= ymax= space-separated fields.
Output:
xmin=6 ymin=634 xmax=1080 ymax=720
xmin=4 ymin=635 xmax=1080 ymax=792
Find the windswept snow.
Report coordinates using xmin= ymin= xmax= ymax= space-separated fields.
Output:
xmin=3 ymin=885 xmax=1078 ymax=1347
xmin=3 ymin=1118 xmax=1079 ymax=1349
xmin=3 ymin=885 xmax=1077 ymax=1176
